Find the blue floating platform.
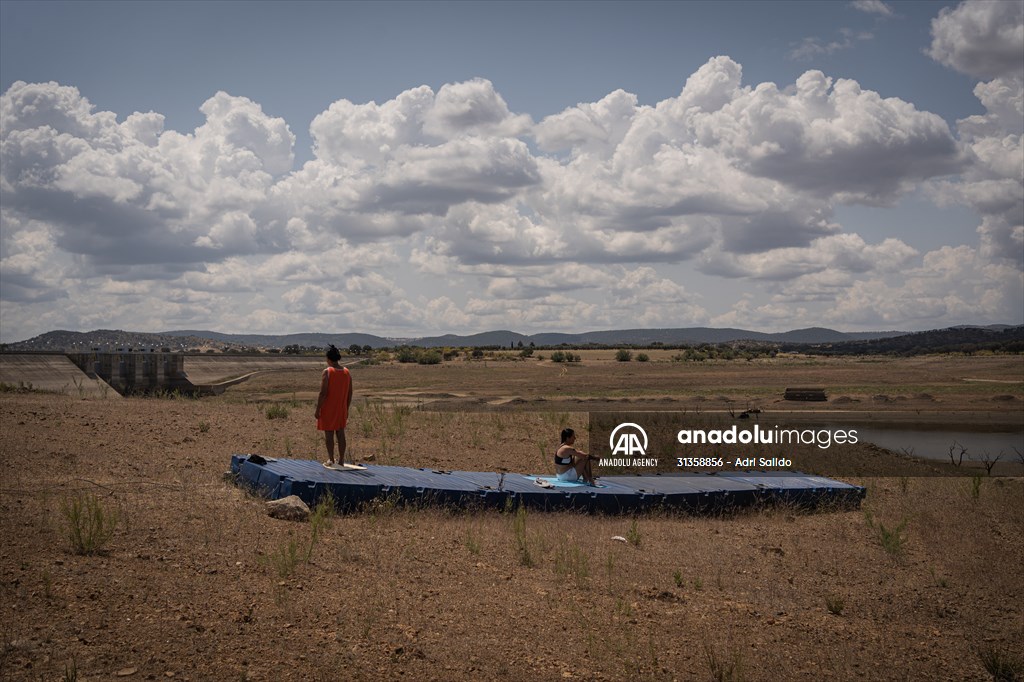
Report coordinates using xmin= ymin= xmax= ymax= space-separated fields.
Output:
xmin=230 ymin=454 xmax=865 ymax=514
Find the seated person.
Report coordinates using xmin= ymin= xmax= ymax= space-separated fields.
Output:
xmin=554 ymin=427 xmax=599 ymax=485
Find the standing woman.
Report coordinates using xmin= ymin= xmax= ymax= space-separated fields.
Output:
xmin=315 ymin=345 xmax=354 ymax=466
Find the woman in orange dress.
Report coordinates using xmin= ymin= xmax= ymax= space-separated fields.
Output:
xmin=315 ymin=345 xmax=353 ymax=466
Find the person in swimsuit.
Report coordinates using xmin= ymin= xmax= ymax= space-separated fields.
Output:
xmin=315 ymin=345 xmax=354 ymax=466
xmin=554 ymin=427 xmax=599 ymax=485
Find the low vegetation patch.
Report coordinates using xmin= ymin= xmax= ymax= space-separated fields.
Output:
xmin=978 ymin=645 xmax=1023 ymax=682
xmin=61 ymin=493 xmax=118 ymax=555
xmin=263 ymin=403 xmax=289 ymax=420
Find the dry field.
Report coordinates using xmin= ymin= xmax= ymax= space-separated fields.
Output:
xmin=1 ymin=354 xmax=1022 ymax=681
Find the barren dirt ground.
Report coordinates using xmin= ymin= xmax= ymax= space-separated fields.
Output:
xmin=1 ymin=354 xmax=1022 ymax=681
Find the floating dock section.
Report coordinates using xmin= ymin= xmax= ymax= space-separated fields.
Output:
xmin=230 ymin=455 xmax=865 ymax=514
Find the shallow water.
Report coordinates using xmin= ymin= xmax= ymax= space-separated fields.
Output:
xmin=853 ymin=426 xmax=1023 ymax=462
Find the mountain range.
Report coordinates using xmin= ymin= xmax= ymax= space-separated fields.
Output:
xmin=5 ymin=325 xmax=1017 ymax=352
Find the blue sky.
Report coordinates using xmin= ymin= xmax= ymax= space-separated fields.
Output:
xmin=1 ymin=0 xmax=1021 ymax=341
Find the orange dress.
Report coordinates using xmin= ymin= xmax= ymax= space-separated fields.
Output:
xmin=316 ymin=366 xmax=351 ymax=431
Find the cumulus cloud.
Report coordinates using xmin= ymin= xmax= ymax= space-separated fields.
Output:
xmin=826 ymin=245 xmax=1024 ymax=327
xmin=1 ymin=48 xmax=1020 ymax=340
xmin=530 ymin=56 xmax=962 ymax=270
xmin=928 ymin=0 xmax=1024 ymax=79
xmin=925 ymin=1 xmax=1024 ymax=267
xmin=0 ymin=210 xmax=67 ymax=303
xmin=700 ymin=233 xmax=918 ymax=281
xmin=1 ymin=81 xmax=294 ymax=270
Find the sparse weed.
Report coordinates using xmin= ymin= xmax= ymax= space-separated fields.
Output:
xmin=42 ymin=567 xmax=53 ymax=600
xmin=971 ymin=474 xmax=983 ymax=500
xmin=512 ymin=506 xmax=535 ymax=567
xmin=605 ymin=550 xmax=616 ymax=590
xmin=465 ymin=527 xmax=481 ymax=555
xmin=703 ymin=638 xmax=745 ymax=682
xmin=554 ymin=539 xmax=590 ymax=588
xmin=0 ymin=380 xmax=54 ymax=394
xmin=626 ymin=518 xmax=641 ymax=547
xmin=269 ymin=537 xmax=302 ymax=577
xmin=930 ymin=566 xmax=949 ymax=588
xmin=536 ymin=441 xmax=549 ymax=468
xmin=977 ymin=645 xmax=1023 ymax=682
xmin=367 ymin=489 xmax=403 ymax=520
xmin=61 ymin=493 xmax=118 ymax=555
xmin=673 ymin=569 xmax=684 ymax=588
xmin=198 ymin=420 xmax=210 ymax=433
xmin=825 ymin=594 xmax=845 ymax=615
xmin=876 ymin=518 xmax=909 ymax=557
xmin=264 ymin=403 xmax=289 ymax=420
xmin=363 ymin=399 xmax=411 ymax=437
xmin=305 ymin=490 xmax=336 ymax=563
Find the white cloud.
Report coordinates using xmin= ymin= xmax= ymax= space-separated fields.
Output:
xmin=851 ymin=1 xmax=893 ymax=17
xmin=535 ymin=89 xmax=638 ymax=156
xmin=700 ymin=233 xmax=918 ymax=281
xmin=826 ymin=245 xmax=1024 ymax=327
xmin=424 ymin=78 xmax=532 ymax=139
xmin=0 ymin=210 xmax=67 ymax=303
xmin=0 ymin=82 xmax=294 ymax=271
xmin=789 ymin=29 xmax=875 ymax=60
xmin=711 ymin=298 xmax=810 ymax=331
xmin=928 ymin=0 xmax=1024 ymax=79
xmin=926 ymin=2 xmax=1023 ymax=268
xmin=1 ymin=51 xmax=1020 ymax=341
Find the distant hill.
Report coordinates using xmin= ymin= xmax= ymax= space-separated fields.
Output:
xmin=161 ymin=330 xmax=393 ymax=349
xmin=789 ymin=325 xmax=1024 ymax=356
xmin=0 ymin=329 xmax=220 ymax=352
xmin=4 ymin=325 xmax=910 ymax=351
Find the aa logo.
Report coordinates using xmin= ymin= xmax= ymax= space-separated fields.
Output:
xmin=609 ymin=422 xmax=648 ymax=457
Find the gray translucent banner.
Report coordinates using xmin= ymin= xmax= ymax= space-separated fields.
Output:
xmin=587 ymin=411 xmax=1023 ymax=477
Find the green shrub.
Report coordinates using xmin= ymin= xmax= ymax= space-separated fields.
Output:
xmin=626 ymin=518 xmax=641 ymax=547
xmin=615 ymin=349 xmax=633 ymax=362
xmin=264 ymin=404 xmax=289 ymax=420
xmin=636 ymin=353 xmax=650 ymax=362
xmin=61 ymin=493 xmax=118 ymax=555
xmin=877 ymin=519 xmax=908 ymax=557
xmin=417 ymin=350 xmax=443 ymax=365
xmin=305 ymin=490 xmax=336 ymax=563
xmin=269 ymin=537 xmax=302 ymax=577
xmin=513 ymin=506 xmax=535 ymax=567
